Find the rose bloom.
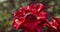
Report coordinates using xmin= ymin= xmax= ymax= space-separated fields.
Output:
xmin=12 ymin=3 xmax=49 ymax=32
xmin=44 ymin=16 xmax=60 ymax=32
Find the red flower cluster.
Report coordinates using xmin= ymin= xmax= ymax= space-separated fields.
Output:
xmin=11 ymin=3 xmax=60 ymax=32
xmin=45 ymin=16 xmax=60 ymax=32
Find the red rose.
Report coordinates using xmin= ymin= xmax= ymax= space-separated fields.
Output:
xmin=12 ymin=3 xmax=48 ymax=32
xmin=52 ymin=16 xmax=60 ymax=32
xmin=45 ymin=16 xmax=60 ymax=32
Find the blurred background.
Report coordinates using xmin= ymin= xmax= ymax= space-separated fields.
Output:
xmin=0 ymin=0 xmax=60 ymax=32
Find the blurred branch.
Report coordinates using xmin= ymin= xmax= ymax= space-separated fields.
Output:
xmin=8 ymin=0 xmax=15 ymax=8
